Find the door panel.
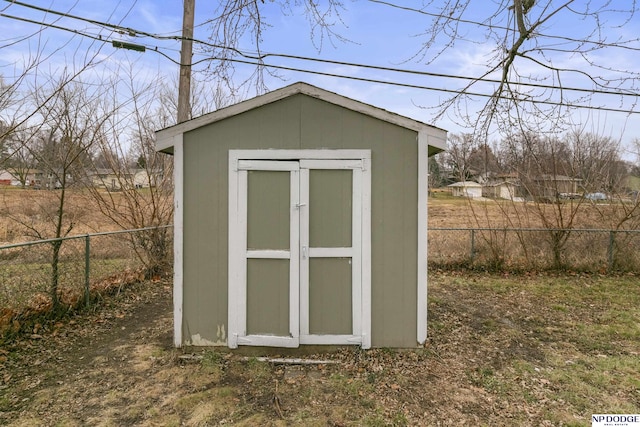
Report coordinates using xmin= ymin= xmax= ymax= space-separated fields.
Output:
xmin=300 ymin=161 xmax=362 ymax=345
xmin=246 ymin=259 xmax=290 ymax=335
xmin=309 ymin=169 xmax=352 ymax=248
xmin=309 ymin=257 xmax=352 ymax=335
xmin=247 ymin=171 xmax=290 ymax=250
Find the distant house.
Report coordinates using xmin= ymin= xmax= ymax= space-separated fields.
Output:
xmin=0 ymin=169 xmax=40 ymax=187
xmin=89 ymin=169 xmax=127 ymax=191
xmin=33 ymin=170 xmax=70 ymax=189
xmin=133 ymin=169 xmax=163 ymax=188
xmin=0 ymin=170 xmax=14 ymax=186
xmin=448 ymin=181 xmax=483 ymax=198
xmin=529 ymin=174 xmax=582 ymax=199
xmin=482 ymin=180 xmax=519 ymax=200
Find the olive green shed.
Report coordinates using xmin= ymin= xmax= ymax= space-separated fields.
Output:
xmin=156 ymin=82 xmax=446 ymax=349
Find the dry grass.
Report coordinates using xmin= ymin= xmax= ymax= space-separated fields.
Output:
xmin=0 ymin=273 xmax=638 ymax=426
xmin=428 ymin=190 xmax=640 ymax=230
xmin=428 ymin=192 xmax=640 ymax=272
xmin=0 ymin=187 xmax=124 ymax=244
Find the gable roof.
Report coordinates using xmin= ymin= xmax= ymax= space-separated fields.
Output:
xmin=483 ymin=180 xmax=519 ymax=188
xmin=155 ymin=82 xmax=447 ymax=154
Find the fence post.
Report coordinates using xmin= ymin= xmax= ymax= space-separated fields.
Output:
xmin=470 ymin=229 xmax=476 ymax=262
xmin=84 ymin=234 xmax=90 ymax=307
xmin=607 ymin=231 xmax=615 ymax=271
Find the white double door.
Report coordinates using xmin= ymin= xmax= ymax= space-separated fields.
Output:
xmin=228 ymin=152 xmax=371 ymax=349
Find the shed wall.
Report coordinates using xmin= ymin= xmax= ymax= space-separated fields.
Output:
xmin=183 ymin=94 xmax=419 ymax=348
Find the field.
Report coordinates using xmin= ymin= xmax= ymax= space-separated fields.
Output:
xmin=0 ymin=186 xmax=636 ymax=241
xmin=1 ymin=187 xmax=636 ymax=243
xmin=0 ymin=188 xmax=639 ymax=425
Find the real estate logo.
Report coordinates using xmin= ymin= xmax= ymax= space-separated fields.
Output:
xmin=592 ymin=414 xmax=640 ymax=427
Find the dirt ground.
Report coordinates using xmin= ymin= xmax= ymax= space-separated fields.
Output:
xmin=0 ymin=279 xmax=174 ymax=426
xmin=1 ymin=272 xmax=638 ymax=426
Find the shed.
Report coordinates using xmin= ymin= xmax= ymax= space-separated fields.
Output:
xmin=155 ymin=82 xmax=447 ymax=349
xmin=448 ymin=181 xmax=482 ymax=198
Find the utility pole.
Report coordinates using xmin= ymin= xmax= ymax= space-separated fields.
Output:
xmin=178 ymin=0 xmax=195 ymax=123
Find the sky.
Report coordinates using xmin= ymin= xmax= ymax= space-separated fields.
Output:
xmin=2 ymin=0 xmax=640 ymax=160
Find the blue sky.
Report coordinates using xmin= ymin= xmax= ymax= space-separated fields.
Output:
xmin=2 ymin=0 xmax=640 ymax=159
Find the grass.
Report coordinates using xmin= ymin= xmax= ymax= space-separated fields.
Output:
xmin=182 ymin=274 xmax=636 ymax=426
xmin=442 ymin=273 xmax=639 ymax=425
xmin=1 ymin=272 xmax=639 ymax=425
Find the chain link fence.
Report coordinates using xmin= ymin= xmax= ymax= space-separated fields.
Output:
xmin=428 ymin=227 xmax=640 ymax=272
xmin=0 ymin=226 xmax=172 ymax=324
xmin=2 ymin=225 xmax=636 ymax=337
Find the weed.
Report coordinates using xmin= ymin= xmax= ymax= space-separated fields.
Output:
xmin=467 ymin=365 xmax=514 ymax=397
xmin=243 ymin=356 xmax=272 ymax=382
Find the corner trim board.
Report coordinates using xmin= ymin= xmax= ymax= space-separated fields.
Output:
xmin=417 ymin=131 xmax=429 ymax=345
xmin=173 ymin=134 xmax=184 ymax=348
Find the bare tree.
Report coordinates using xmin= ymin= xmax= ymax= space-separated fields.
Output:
xmin=467 ymin=142 xmax=502 ymax=181
xmin=5 ymin=76 xmax=111 ymax=308
xmin=82 ymin=71 xmax=176 ymax=278
xmin=493 ymin=127 xmax=640 ymax=268
xmin=200 ymin=0 xmax=349 ymax=94
xmin=565 ymin=130 xmax=625 ymax=195
xmin=428 ymin=155 xmax=445 ymax=190
xmin=367 ymin=1 xmax=640 ymax=138
xmin=3 ymin=126 xmax=37 ymax=187
xmin=440 ymin=133 xmax=477 ymax=182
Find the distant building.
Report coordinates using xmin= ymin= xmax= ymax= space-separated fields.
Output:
xmin=482 ymin=180 xmax=519 ymax=200
xmin=528 ymin=174 xmax=582 ymax=200
xmin=88 ymin=169 xmax=163 ymax=191
xmin=0 ymin=169 xmax=40 ymax=187
xmin=0 ymin=170 xmax=15 ymax=186
xmin=89 ymin=169 xmax=129 ymax=191
xmin=448 ymin=181 xmax=483 ymax=198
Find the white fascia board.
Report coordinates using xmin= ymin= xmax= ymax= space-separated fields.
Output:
xmin=415 ymin=127 xmax=447 ymax=346
xmin=230 ymin=149 xmax=371 ymax=162
xmin=297 ymin=83 xmax=447 ymax=135
xmin=155 ymin=133 xmax=180 ymax=154
xmin=422 ymin=127 xmax=448 ymax=154
xmin=157 ymin=84 xmax=314 ymax=144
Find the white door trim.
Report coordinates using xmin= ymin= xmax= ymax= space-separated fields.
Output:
xmin=228 ymin=150 xmax=371 ymax=349
xmin=298 ymin=159 xmax=365 ymax=346
xmin=228 ymin=160 xmax=300 ymax=349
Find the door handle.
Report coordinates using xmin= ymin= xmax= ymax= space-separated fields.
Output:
xmin=301 ymin=245 xmax=308 ymax=259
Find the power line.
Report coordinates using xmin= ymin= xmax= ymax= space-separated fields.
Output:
xmin=367 ymin=0 xmax=640 ymax=53
xmin=5 ymin=0 xmax=640 ymax=100
xmin=3 ymin=0 xmax=135 ymax=38
xmin=0 ymin=12 xmax=106 ymax=43
xmin=3 ymin=3 xmax=640 ymax=115
xmin=186 ymin=54 xmax=640 ymax=115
